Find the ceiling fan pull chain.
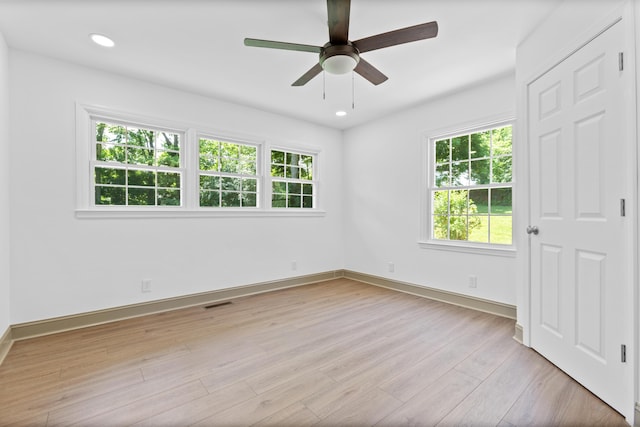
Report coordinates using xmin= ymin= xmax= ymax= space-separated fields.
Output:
xmin=352 ymin=71 xmax=355 ymax=109
xmin=323 ymin=71 xmax=326 ymax=100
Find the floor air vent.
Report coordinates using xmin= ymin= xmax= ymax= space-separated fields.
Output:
xmin=204 ymin=301 xmax=232 ymax=310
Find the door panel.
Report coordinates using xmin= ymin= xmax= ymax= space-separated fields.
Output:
xmin=528 ymin=21 xmax=631 ymax=416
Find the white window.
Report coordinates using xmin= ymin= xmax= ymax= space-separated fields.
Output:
xmin=426 ymin=122 xmax=514 ymax=250
xmin=93 ymin=120 xmax=183 ymax=207
xmin=198 ymin=137 xmax=259 ymax=208
xmin=270 ymin=149 xmax=315 ymax=208
xmin=76 ymin=104 xmax=323 ymax=217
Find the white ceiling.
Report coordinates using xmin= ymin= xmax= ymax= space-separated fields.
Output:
xmin=0 ymin=0 xmax=562 ymax=130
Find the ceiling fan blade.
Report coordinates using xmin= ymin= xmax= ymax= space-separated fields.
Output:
xmin=292 ymin=63 xmax=324 ymax=86
xmin=327 ymin=0 xmax=350 ymax=44
xmin=354 ymin=58 xmax=388 ymax=85
xmin=244 ymin=38 xmax=322 ymax=54
xmin=353 ymin=21 xmax=438 ymax=53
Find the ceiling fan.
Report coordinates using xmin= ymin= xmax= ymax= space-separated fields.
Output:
xmin=244 ymin=0 xmax=438 ymax=86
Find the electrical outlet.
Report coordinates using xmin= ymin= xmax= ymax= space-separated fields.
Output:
xmin=388 ymin=262 xmax=395 ymax=273
xmin=468 ymin=275 xmax=477 ymax=288
xmin=291 ymin=261 xmax=297 ymax=271
xmin=141 ymin=279 xmax=152 ymax=293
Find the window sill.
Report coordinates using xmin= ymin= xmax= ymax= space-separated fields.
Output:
xmin=418 ymin=240 xmax=516 ymax=258
xmin=75 ymin=208 xmax=327 ymax=219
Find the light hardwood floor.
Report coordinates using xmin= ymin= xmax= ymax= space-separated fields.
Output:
xmin=0 ymin=278 xmax=628 ymax=426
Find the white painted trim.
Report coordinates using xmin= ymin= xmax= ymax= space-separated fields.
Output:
xmin=75 ymin=208 xmax=327 ymax=219
xmin=344 ymin=270 xmax=517 ymax=320
xmin=419 ymin=116 xmax=517 ymax=252
xmin=418 ymin=240 xmax=516 ymax=258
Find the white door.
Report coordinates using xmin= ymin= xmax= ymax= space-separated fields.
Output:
xmin=528 ymin=21 xmax=632 ymax=417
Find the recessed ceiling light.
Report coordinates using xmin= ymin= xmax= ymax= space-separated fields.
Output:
xmin=90 ymin=33 xmax=115 ymax=48
xmin=336 ymin=111 xmax=347 ymax=117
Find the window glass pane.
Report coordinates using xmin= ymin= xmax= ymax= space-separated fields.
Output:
xmin=286 ymin=166 xmax=300 ymax=179
xmin=127 ymin=147 xmax=154 ymax=166
xmin=127 ymin=128 xmax=154 ymax=148
xmin=451 ymin=135 xmax=469 ymax=161
xmin=128 ymin=170 xmax=155 ymax=187
xmin=491 ymin=188 xmax=512 ymax=214
xmin=470 ymin=131 xmax=490 ymax=159
xmin=449 ymin=216 xmax=468 ymax=241
xmin=435 ymin=139 xmax=449 ymax=163
xmin=241 ymin=145 xmax=256 ymax=157
xmin=95 ymin=186 xmax=126 ymax=205
xmin=221 ymin=192 xmax=240 ymax=207
xmin=492 ymin=126 xmax=512 ymax=156
xmin=303 ymin=196 xmax=313 ymax=208
xmin=286 ymin=152 xmax=299 ymax=165
xmin=435 ymin=163 xmax=450 ymax=187
xmin=97 ymin=123 xmax=126 ymax=144
xmin=300 ymin=155 xmax=313 ymax=179
xmin=451 ymin=161 xmax=470 ymax=186
xmin=432 ymin=190 xmax=449 ymax=216
xmin=158 ymin=189 xmax=180 ymax=206
xmin=200 ymin=175 xmax=220 ymax=190
xmin=157 ymin=132 xmax=180 ymax=150
xmin=157 ymin=151 xmax=180 ymax=168
xmin=289 ymin=182 xmax=301 ymax=195
xmin=470 ymin=159 xmax=490 ymax=185
xmin=272 ymin=194 xmax=286 ymax=208
xmin=199 ymin=139 xmax=219 ymax=171
xmin=95 ymin=167 xmax=125 ymax=185
xmin=242 ymin=178 xmax=257 ymax=192
xmin=490 ymin=216 xmax=513 ymax=245
xmin=221 ymin=177 xmax=240 ymax=191
xmin=450 ymin=190 xmax=469 ymax=216
xmin=157 ymin=172 xmax=180 ymax=188
xmin=288 ymin=195 xmax=302 ymax=208
xmin=239 ymin=159 xmax=256 ymax=175
xmin=128 ymin=188 xmax=155 ymax=205
xmin=221 ymin=142 xmax=239 ymax=158
xmin=242 ymin=193 xmax=257 ymax=207
xmin=272 ymin=181 xmax=286 ymax=194
xmin=468 ymin=216 xmax=489 ymax=243
xmin=433 ymin=215 xmax=449 ymax=239
xmin=271 ymin=164 xmax=285 ymax=177
xmin=469 ymin=189 xmax=488 ymax=214
xmin=200 ymin=190 xmax=220 ymax=207
xmin=220 ymin=157 xmax=239 ymax=173
xmin=492 ymin=156 xmax=512 ymax=183
xmin=302 ymin=183 xmax=313 ymax=195
xmin=96 ymin=143 xmax=126 ymax=162
xmin=271 ymin=150 xmax=285 ymax=164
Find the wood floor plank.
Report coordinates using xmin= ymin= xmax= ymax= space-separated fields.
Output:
xmin=131 ymin=380 xmax=257 ymax=427
xmin=191 ymin=371 xmax=336 ymax=426
xmin=375 ymin=369 xmax=481 ymax=427
xmin=0 ymin=278 xmax=628 ymax=427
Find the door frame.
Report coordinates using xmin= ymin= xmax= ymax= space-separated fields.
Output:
xmin=516 ymin=1 xmax=637 ymax=423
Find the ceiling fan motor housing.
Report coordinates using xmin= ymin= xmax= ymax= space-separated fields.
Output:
xmin=320 ymin=42 xmax=360 ymax=74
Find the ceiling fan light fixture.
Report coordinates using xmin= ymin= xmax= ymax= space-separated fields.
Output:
xmin=322 ymin=54 xmax=358 ymax=74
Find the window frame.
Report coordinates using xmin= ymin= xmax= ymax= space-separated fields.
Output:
xmin=419 ymin=118 xmax=516 ymax=257
xmin=75 ymin=104 xmax=325 ymax=218
xmin=268 ymin=146 xmax=317 ymax=210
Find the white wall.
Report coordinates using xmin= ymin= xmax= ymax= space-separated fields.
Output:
xmin=342 ymin=73 xmax=517 ymax=305
xmin=0 ymin=32 xmax=10 ymax=335
xmin=8 ymin=50 xmax=344 ymax=324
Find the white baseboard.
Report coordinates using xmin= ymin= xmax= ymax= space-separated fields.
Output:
xmin=0 ymin=326 xmax=13 ymax=365
xmin=10 ymin=270 xmax=344 ymax=341
xmin=343 ymin=270 xmax=517 ymax=319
